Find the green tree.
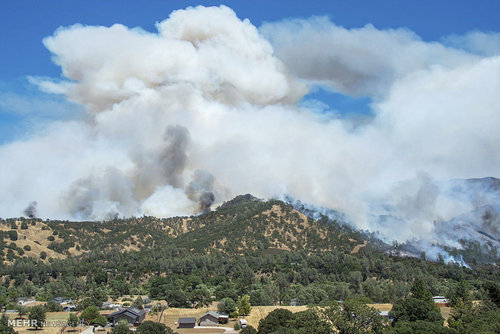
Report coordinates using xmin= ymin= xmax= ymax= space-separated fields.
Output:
xmin=111 ymin=321 xmax=132 ymax=334
xmin=287 ymin=309 xmax=331 ymax=334
xmin=217 ymin=297 xmax=237 ymax=315
xmin=390 ymin=278 xmax=443 ymax=325
xmin=240 ymin=325 xmax=257 ymax=334
xmin=410 ymin=278 xmax=433 ymax=303
xmin=137 ymin=320 xmax=178 ymax=334
xmin=448 ymin=280 xmax=470 ymax=307
xmin=0 ymin=295 xmax=7 ymax=311
xmin=94 ymin=315 xmax=108 ymax=327
xmin=45 ymin=300 xmax=63 ymax=312
xmin=258 ymin=308 xmax=294 ymax=334
xmin=393 ymin=320 xmax=454 ymax=334
xmin=163 ymin=289 xmax=189 ymax=308
xmin=8 ymin=231 xmax=17 ymax=241
xmin=322 ymin=300 xmax=385 ymax=334
xmin=238 ymin=294 xmax=252 ymax=316
xmin=80 ymin=305 xmax=100 ymax=323
xmin=0 ymin=313 xmax=16 ymax=334
xmin=485 ymin=282 xmax=500 ymax=307
xmin=68 ymin=313 xmax=80 ymax=329
xmin=133 ymin=296 xmax=144 ymax=310
xmin=17 ymin=305 xmax=28 ymax=318
xmin=190 ymin=285 xmax=212 ymax=307
xmin=29 ymin=305 xmax=46 ymax=330
xmin=447 ymin=280 xmax=473 ymax=332
xmin=7 ymin=288 xmax=18 ymax=303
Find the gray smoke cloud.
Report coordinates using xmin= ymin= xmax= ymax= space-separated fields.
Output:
xmin=23 ymin=201 xmax=38 ymax=219
xmin=0 ymin=5 xmax=499 ymax=257
xmin=161 ymin=125 xmax=189 ymax=188
xmin=186 ymin=170 xmax=216 ymax=213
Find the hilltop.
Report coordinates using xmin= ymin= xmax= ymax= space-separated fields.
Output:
xmin=0 ymin=195 xmax=369 ymax=263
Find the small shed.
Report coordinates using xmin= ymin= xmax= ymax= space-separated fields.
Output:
xmin=178 ymin=317 xmax=196 ymax=328
xmin=198 ymin=311 xmax=220 ymax=326
xmin=218 ymin=314 xmax=229 ymax=324
xmin=432 ymin=296 xmax=450 ymax=306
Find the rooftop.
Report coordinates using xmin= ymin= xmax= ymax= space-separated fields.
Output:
xmin=178 ymin=317 xmax=196 ymax=324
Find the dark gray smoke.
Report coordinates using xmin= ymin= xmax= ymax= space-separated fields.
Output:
xmin=64 ymin=124 xmax=217 ymax=220
xmin=23 ymin=201 xmax=38 ymax=218
xmin=186 ymin=170 xmax=216 ymax=213
xmin=160 ymin=125 xmax=190 ymax=188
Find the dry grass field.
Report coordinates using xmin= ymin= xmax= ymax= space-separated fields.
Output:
xmin=149 ymin=305 xmax=309 ymax=332
xmin=6 ymin=312 xmax=76 ymax=334
xmin=243 ymin=305 xmax=308 ymax=328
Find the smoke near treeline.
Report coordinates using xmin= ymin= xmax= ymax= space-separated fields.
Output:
xmin=1 ymin=6 xmax=499 ymax=258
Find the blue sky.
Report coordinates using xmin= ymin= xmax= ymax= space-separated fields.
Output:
xmin=1 ymin=0 xmax=499 ymax=143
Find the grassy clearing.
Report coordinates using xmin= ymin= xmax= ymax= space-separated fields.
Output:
xmin=6 ymin=312 xmax=77 ymax=334
xmin=240 ymin=305 xmax=308 ymax=328
xmin=367 ymin=303 xmax=393 ymax=311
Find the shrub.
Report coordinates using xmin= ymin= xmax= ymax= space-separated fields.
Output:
xmin=23 ymin=245 xmax=31 ymax=251
xmin=240 ymin=326 xmax=257 ymax=334
xmin=8 ymin=231 xmax=17 ymax=241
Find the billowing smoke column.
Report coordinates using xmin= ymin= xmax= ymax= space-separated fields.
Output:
xmin=186 ymin=170 xmax=216 ymax=213
xmin=23 ymin=201 xmax=38 ymax=218
xmin=0 ymin=5 xmax=499 ymax=257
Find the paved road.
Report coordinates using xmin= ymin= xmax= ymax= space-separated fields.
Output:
xmin=80 ymin=326 xmax=94 ymax=334
xmin=196 ymin=326 xmax=238 ymax=333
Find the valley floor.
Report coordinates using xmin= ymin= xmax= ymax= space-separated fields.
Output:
xmin=6 ymin=304 xmax=406 ymax=333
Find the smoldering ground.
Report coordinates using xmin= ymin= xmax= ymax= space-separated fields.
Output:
xmin=1 ymin=5 xmax=500 ymax=258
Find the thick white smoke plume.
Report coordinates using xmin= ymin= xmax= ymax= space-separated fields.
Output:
xmin=1 ymin=6 xmax=499 ymax=255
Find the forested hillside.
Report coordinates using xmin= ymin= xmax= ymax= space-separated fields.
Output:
xmin=0 ymin=195 xmax=499 ymax=313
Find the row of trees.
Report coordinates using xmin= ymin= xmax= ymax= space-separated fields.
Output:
xmin=247 ymin=278 xmax=500 ymax=333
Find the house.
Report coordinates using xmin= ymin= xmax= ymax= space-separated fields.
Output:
xmin=102 ymin=301 xmax=121 ymax=310
xmin=52 ymin=297 xmax=64 ymax=304
xmin=198 ymin=311 xmax=220 ymax=326
xmin=218 ymin=314 xmax=229 ymax=324
xmin=52 ymin=297 xmax=73 ymax=305
xmin=106 ymin=307 xmax=146 ymax=326
xmin=178 ymin=317 xmax=196 ymax=328
xmin=379 ymin=311 xmax=392 ymax=320
xmin=239 ymin=319 xmax=248 ymax=328
xmin=17 ymin=298 xmax=35 ymax=306
xmin=432 ymin=296 xmax=450 ymax=306
xmin=63 ymin=304 xmax=77 ymax=312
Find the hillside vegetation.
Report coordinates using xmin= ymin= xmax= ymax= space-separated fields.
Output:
xmin=0 ymin=195 xmax=498 ymax=321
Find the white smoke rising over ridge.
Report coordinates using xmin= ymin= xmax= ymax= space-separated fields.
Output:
xmin=0 ymin=5 xmax=499 ymax=254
